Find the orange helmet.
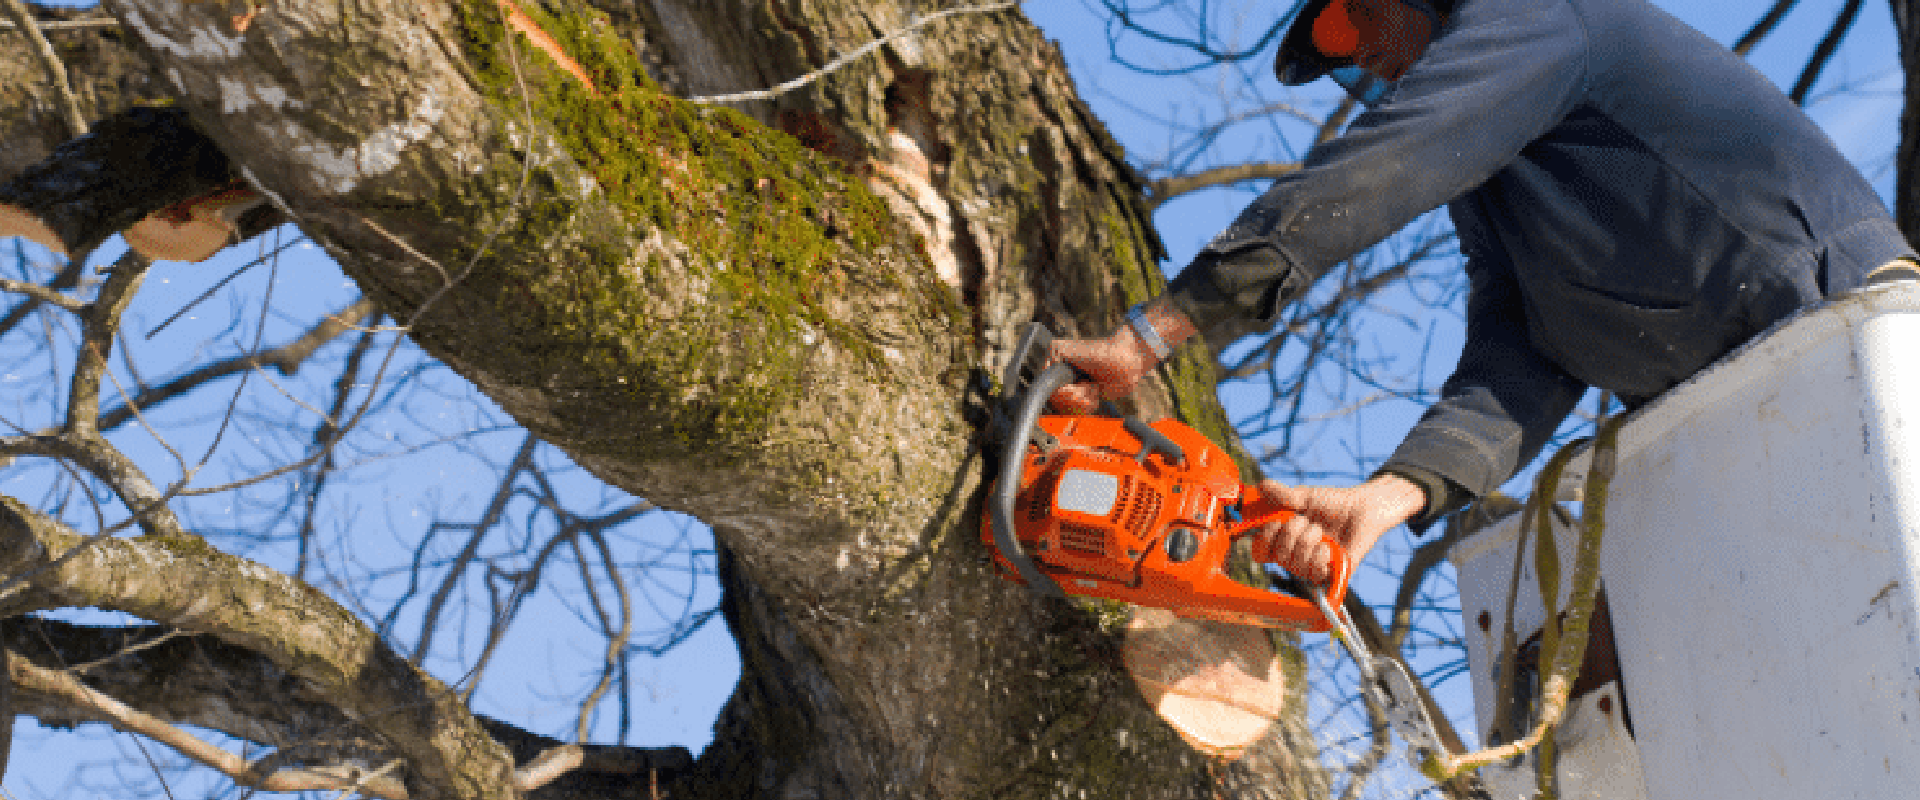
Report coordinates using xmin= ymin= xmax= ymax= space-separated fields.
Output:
xmin=1274 ymin=0 xmax=1445 ymax=105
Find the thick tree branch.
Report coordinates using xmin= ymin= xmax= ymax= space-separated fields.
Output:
xmin=0 ymin=496 xmax=520 ymax=799
xmin=1 ymin=618 xmax=694 ymax=800
xmin=11 ymin=653 xmax=412 ymax=798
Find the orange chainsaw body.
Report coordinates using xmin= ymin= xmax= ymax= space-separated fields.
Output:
xmin=981 ymin=413 xmax=1349 ymax=632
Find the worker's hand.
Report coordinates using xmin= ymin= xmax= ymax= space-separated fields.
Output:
xmin=1045 ymin=330 xmax=1155 ymax=414
xmin=1248 ymin=473 xmax=1428 ymax=584
xmin=1045 ymin=299 xmax=1200 ymax=413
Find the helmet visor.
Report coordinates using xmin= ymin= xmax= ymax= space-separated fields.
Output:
xmin=1328 ymin=65 xmax=1395 ymax=108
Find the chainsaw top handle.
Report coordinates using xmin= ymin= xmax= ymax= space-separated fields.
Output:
xmin=990 ymin=356 xmax=1076 ymax=598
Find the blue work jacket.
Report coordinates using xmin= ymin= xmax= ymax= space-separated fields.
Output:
xmin=1166 ymin=0 xmax=1915 ymax=528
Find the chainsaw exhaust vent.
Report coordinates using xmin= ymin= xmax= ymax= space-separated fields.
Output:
xmin=1025 ymin=472 xmax=1056 ymax=523
xmin=1059 ymin=523 xmax=1109 ymax=555
xmin=1125 ymin=484 xmax=1163 ymax=539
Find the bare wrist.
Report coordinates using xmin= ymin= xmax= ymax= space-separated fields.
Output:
xmin=1367 ymin=472 xmax=1429 ymax=520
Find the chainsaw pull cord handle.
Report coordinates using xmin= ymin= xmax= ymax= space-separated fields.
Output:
xmin=1228 ymin=494 xmax=1353 ymax=613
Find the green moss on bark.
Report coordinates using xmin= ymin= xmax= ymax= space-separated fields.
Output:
xmin=424 ymin=0 xmax=953 ymax=493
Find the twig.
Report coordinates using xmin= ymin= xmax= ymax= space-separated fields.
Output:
xmin=413 ymin=434 xmax=538 ymax=665
xmin=101 ymin=299 xmax=379 ymax=431
xmin=144 ymin=236 xmax=306 ymax=339
xmin=576 ymin=528 xmax=634 ymax=743
xmin=1388 ymin=525 xmax=1463 ymax=652
xmin=689 ymin=3 xmax=1017 ymax=104
xmin=1733 ymin=0 xmax=1801 ymax=56
xmin=0 ymin=278 xmax=84 ymax=313
xmin=327 ymin=759 xmax=402 ymax=800
xmin=69 ymin=629 xmax=184 ymax=674
xmin=0 ymin=17 xmax=116 ymax=31
xmin=1788 ymin=0 xmax=1863 ymax=105
xmin=1335 ymin=690 xmax=1390 ymax=800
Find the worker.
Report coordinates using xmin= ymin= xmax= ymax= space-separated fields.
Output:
xmin=1050 ymin=0 xmax=1919 ymax=584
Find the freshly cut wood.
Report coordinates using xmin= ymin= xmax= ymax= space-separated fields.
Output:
xmin=1125 ymin=606 xmax=1289 ymax=759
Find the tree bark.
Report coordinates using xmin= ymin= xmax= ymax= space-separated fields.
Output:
xmin=2 ymin=1 xmax=1327 ymax=797
xmin=1894 ymin=0 xmax=1920 ymax=242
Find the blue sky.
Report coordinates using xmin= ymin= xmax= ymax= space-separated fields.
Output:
xmin=0 ymin=1 xmax=1908 ymax=796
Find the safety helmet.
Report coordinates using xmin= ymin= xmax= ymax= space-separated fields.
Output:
xmin=1274 ymin=0 xmax=1446 ymax=105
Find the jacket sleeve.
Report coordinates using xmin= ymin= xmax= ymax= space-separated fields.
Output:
xmin=1378 ymin=221 xmax=1587 ymax=532
xmin=1166 ymin=0 xmax=1591 ymax=331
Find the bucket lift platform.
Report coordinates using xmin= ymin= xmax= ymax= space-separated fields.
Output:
xmin=1452 ymin=282 xmax=1920 ymax=800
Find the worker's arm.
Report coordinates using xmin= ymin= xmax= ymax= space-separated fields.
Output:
xmin=1377 ymin=208 xmax=1588 ymax=531
xmin=1049 ymin=0 xmax=1590 ymax=409
xmin=1162 ymin=0 xmax=1591 ymax=334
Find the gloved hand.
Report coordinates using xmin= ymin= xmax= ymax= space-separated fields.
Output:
xmin=1248 ymin=474 xmax=1427 ymax=584
xmin=1046 ymin=299 xmax=1199 ymax=413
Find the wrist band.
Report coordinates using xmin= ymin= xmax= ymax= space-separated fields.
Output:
xmin=1127 ymin=303 xmax=1172 ymax=361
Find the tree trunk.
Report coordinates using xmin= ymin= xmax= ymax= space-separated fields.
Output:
xmin=4 ymin=1 xmax=1328 ymax=796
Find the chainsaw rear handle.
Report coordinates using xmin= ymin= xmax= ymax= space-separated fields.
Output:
xmin=1229 ymin=493 xmax=1352 ymax=609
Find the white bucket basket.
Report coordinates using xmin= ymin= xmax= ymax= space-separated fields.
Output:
xmin=1451 ymin=282 xmax=1920 ymax=800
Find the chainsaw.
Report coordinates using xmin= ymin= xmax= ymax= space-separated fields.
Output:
xmin=981 ymin=323 xmax=1351 ymax=631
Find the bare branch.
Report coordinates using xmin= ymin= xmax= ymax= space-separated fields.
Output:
xmin=0 ymin=250 xmax=84 ymax=340
xmin=414 ymin=433 xmax=539 ymax=664
xmin=576 ymin=528 xmax=635 ymax=743
xmin=1334 ymin=691 xmax=1390 ymax=800
xmin=1218 ymin=232 xmax=1454 ymax=379
xmin=515 ymin=746 xmax=583 ymax=794
xmin=1317 ymin=98 xmax=1357 ymax=146
xmin=0 ymin=277 xmax=84 ymax=313
xmin=68 ymin=251 xmax=151 ymax=432
xmin=688 ymin=2 xmax=1018 ymax=104
xmin=1147 ymin=162 xmax=1300 ymax=209
xmin=98 ymin=298 xmax=377 ymax=431
xmin=0 ymin=16 xmax=116 ymax=30
xmin=0 ymin=0 xmax=89 ymax=137
xmin=2 ymin=618 xmax=695 ymax=796
xmin=1340 ymin=588 xmax=1486 ymax=800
